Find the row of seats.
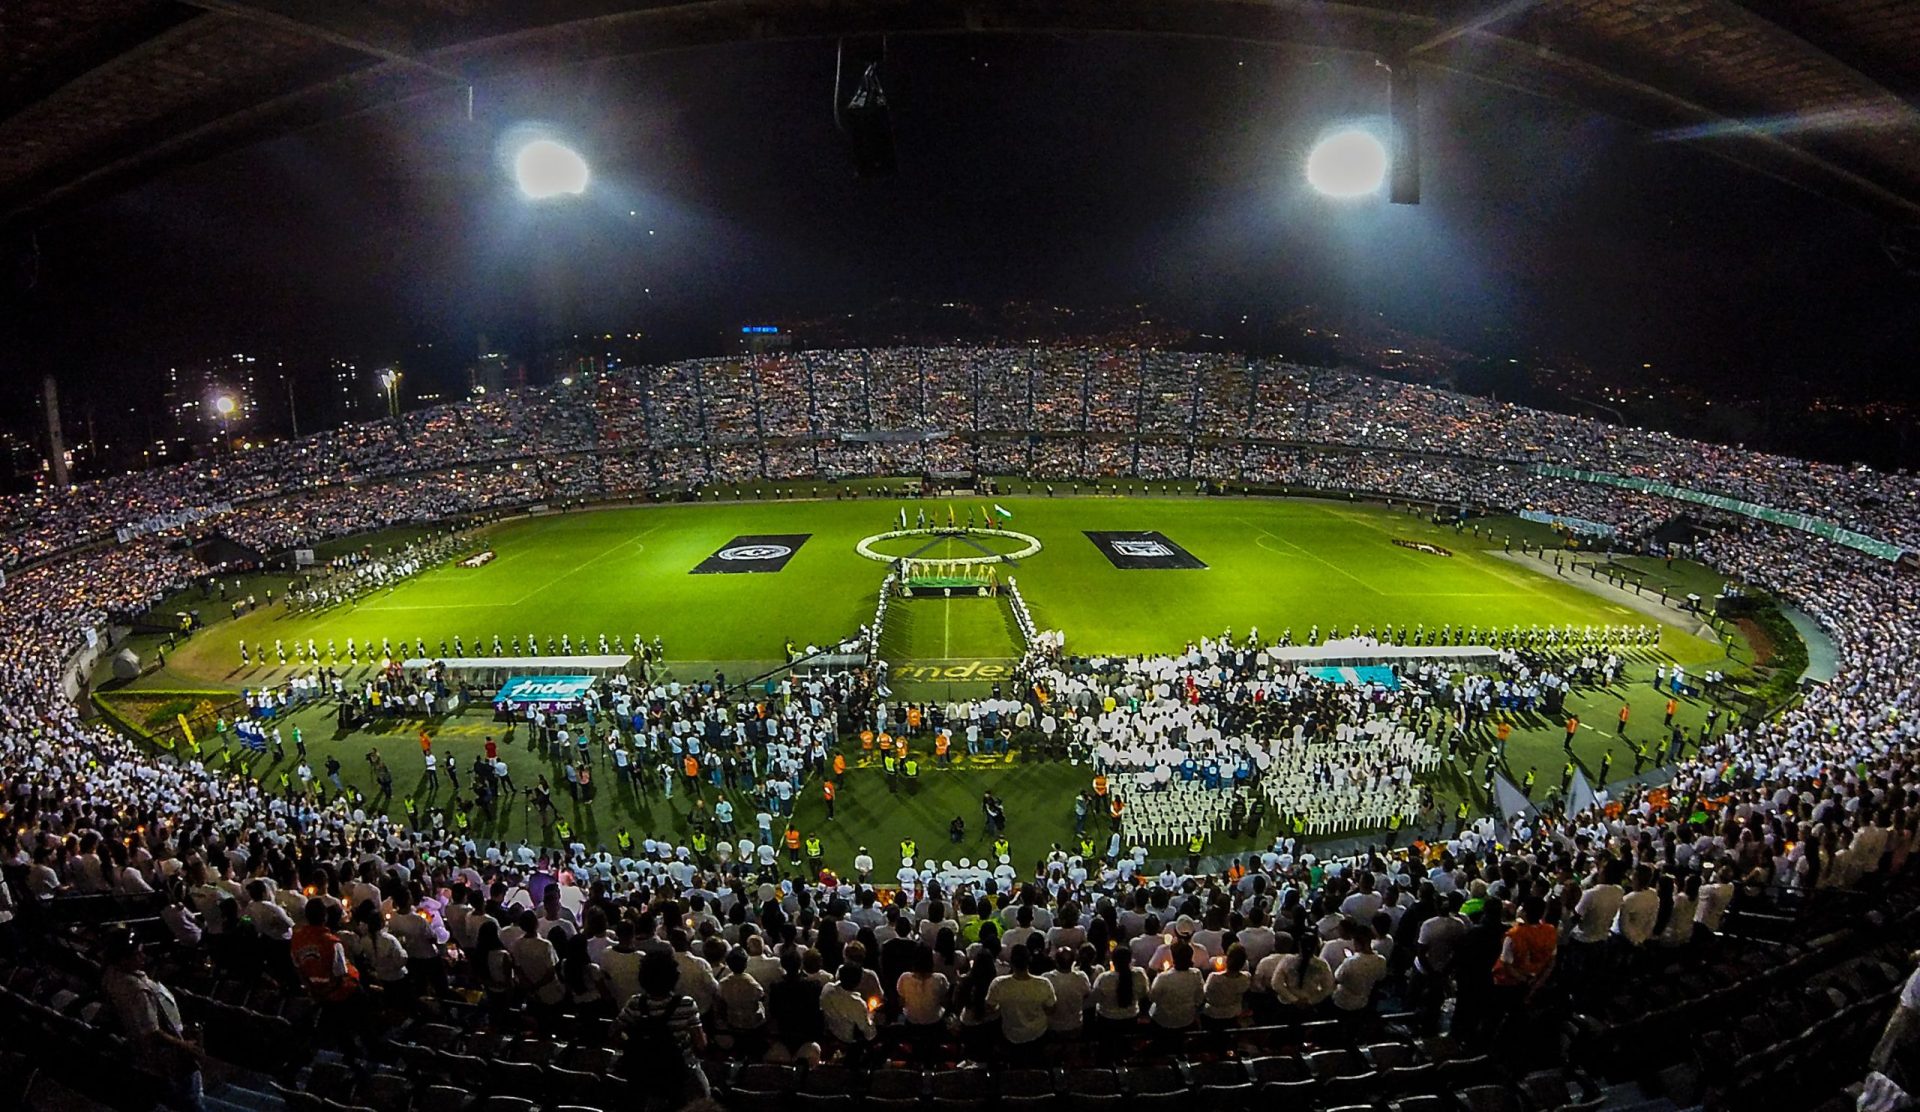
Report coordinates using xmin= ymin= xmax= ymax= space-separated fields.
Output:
xmin=304 ymin=1056 xmax=1602 ymax=1112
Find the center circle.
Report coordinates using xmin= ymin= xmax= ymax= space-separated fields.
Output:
xmin=855 ymin=527 xmax=1044 ymax=566
xmin=720 ymin=544 xmax=791 ymax=560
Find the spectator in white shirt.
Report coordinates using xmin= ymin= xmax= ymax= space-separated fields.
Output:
xmin=1332 ymin=923 xmax=1390 ymax=1013
xmin=897 ymin=948 xmax=952 ymax=1032
xmin=986 ymin=945 xmax=1058 ymax=1054
xmin=1042 ymin=947 xmax=1092 ymax=1035
xmin=1613 ymin=864 xmax=1661 ymax=951
xmin=1147 ymin=940 xmax=1205 ymax=1032
xmin=1203 ymin=943 xmax=1254 ymax=1028
xmin=819 ymin=963 xmax=878 ymax=1060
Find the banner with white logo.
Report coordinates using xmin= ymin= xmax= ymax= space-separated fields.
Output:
xmin=691 ymin=534 xmax=811 ymax=575
xmin=494 ymin=674 xmax=597 ymax=705
xmin=1084 ymin=530 xmax=1207 ymax=570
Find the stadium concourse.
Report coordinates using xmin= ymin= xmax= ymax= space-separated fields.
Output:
xmin=0 ymin=349 xmax=1917 ymax=1112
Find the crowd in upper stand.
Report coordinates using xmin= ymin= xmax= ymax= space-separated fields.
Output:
xmin=3 ymin=347 xmax=1913 ymax=567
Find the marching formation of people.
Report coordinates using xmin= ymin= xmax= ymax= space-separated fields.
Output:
xmin=283 ymin=530 xmax=481 ymax=614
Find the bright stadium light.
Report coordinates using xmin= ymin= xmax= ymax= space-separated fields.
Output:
xmin=514 ymin=139 xmax=589 ymax=199
xmin=1306 ymin=129 xmax=1388 ymax=198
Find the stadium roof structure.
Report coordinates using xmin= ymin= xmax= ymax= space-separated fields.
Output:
xmin=4 ymin=1 xmax=1920 ymax=224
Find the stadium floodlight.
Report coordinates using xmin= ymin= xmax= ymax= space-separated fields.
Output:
xmin=514 ymin=139 xmax=589 ymax=200
xmin=379 ymin=369 xmax=402 ymax=418
xmin=213 ymin=394 xmax=236 ymax=453
xmin=1306 ymin=129 xmax=1388 ymax=198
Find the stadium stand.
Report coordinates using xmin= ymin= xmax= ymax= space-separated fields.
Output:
xmin=0 ymin=347 xmax=1915 ymax=1110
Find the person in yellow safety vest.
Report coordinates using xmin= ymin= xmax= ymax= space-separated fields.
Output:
xmin=690 ymin=830 xmax=709 ymax=857
xmin=992 ymin=836 xmax=1010 ymax=859
xmin=403 ymin=798 xmax=417 ymax=821
xmin=616 ymin=830 xmax=634 ymax=854
xmin=900 ymin=837 xmax=917 ymax=862
xmin=1078 ymin=837 xmax=1096 ymax=859
xmin=555 ymin=819 xmax=573 ymax=841
xmin=883 ymin=751 xmax=898 ymax=777
xmin=804 ymin=836 xmax=823 ymax=867
xmin=903 ymin=757 xmax=919 ymax=779
xmin=454 ymin=810 xmax=469 ymax=831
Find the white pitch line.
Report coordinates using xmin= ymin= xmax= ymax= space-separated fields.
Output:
xmin=1244 ymin=519 xmax=1383 ymax=594
xmin=509 ymin=524 xmax=663 ymax=606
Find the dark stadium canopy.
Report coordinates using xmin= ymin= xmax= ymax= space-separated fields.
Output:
xmin=5 ymin=0 xmax=1920 ymax=224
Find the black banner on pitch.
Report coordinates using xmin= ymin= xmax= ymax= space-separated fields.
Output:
xmin=1084 ymin=531 xmax=1207 ymax=570
xmin=692 ymin=534 xmax=811 ymax=574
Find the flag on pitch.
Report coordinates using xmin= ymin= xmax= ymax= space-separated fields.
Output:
xmin=898 ymin=507 xmax=908 ymax=529
xmin=1492 ymin=771 xmax=1536 ymax=821
xmin=947 ymin=504 xmax=956 ymax=529
xmin=993 ymin=504 xmax=1012 ymax=522
xmin=1568 ymin=766 xmax=1600 ymax=816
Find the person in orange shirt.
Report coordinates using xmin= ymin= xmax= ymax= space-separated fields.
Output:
xmin=1664 ymin=697 xmax=1678 ymax=727
xmin=784 ymin=825 xmax=802 ymax=867
xmin=935 ymin=732 xmax=951 ymax=765
xmin=1092 ymin=773 xmax=1109 ymax=797
xmin=895 ymin=735 xmax=908 ymax=761
xmin=832 ymin=752 xmax=848 ymax=777
xmin=682 ymin=753 xmax=700 ymax=785
xmin=1491 ymin=895 xmax=1558 ymax=1026
xmin=906 ymin=705 xmax=922 ymax=734
xmin=1617 ymin=704 xmax=1630 ymax=735
xmin=823 ymin=779 xmax=837 ymax=819
xmin=860 ymin=730 xmax=875 ymax=752
xmin=417 ymin=731 xmax=432 ymax=755
xmin=1564 ymin=716 xmax=1579 ymax=752
xmin=1108 ymin=795 xmax=1125 ymax=822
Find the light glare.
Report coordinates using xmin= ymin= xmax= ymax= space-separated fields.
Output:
xmin=515 ymin=139 xmax=589 ymax=199
xmin=1306 ymin=130 xmax=1387 ymax=198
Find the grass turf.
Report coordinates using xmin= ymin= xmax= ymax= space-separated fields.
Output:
xmin=145 ymin=494 xmax=1727 ymax=682
xmin=95 ymin=492 xmax=1764 ymax=866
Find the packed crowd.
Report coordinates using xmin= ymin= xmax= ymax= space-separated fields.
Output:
xmin=5 ymin=348 xmax=1914 ymax=567
xmin=0 ymin=355 xmax=1914 ymax=1103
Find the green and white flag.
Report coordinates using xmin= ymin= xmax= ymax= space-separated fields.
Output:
xmin=899 ymin=507 xmax=908 ymax=529
xmin=993 ymin=504 xmax=1013 ymax=522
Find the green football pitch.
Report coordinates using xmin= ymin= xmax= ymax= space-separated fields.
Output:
xmin=98 ymin=492 xmax=1762 ymax=868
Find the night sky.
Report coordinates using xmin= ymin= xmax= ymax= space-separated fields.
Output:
xmin=16 ymin=35 xmax=1920 ymax=413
